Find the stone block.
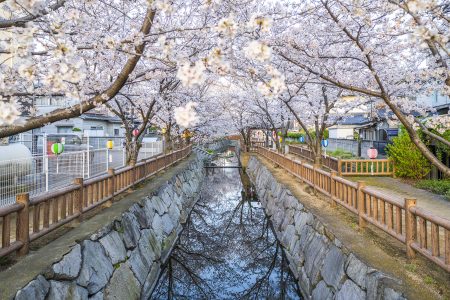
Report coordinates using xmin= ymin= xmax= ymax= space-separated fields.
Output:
xmin=77 ymin=240 xmax=114 ymax=295
xmin=47 ymin=280 xmax=88 ymax=300
xmin=304 ymin=233 xmax=328 ymax=287
xmin=312 ymin=280 xmax=334 ymax=300
xmin=151 ymin=213 xmax=165 ymax=240
xmin=100 ymin=230 xmax=127 ymax=265
xmin=321 ymin=245 xmax=346 ymax=290
xmin=140 ymin=262 xmax=161 ymax=300
xmin=281 ymin=224 xmax=297 ymax=249
xmin=150 ymin=196 xmax=168 ymax=216
xmin=346 ymin=254 xmax=368 ymax=290
xmin=335 ymin=280 xmax=366 ymax=300
xmin=50 ymin=244 xmax=82 ymax=280
xmin=161 ymin=213 xmax=175 ymax=236
xmin=89 ymin=291 xmax=103 ymax=300
xmin=121 ymin=212 xmax=141 ymax=249
xmin=15 ymin=275 xmax=49 ymax=300
xmin=129 ymin=203 xmax=150 ymax=229
xmin=104 ymin=264 xmax=141 ymax=300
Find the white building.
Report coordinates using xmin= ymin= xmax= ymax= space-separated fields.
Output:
xmin=26 ymin=95 xmax=125 ymax=137
xmin=416 ymin=91 xmax=450 ymax=115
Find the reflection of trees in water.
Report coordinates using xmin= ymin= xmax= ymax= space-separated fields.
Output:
xmin=151 ymin=163 xmax=301 ymax=300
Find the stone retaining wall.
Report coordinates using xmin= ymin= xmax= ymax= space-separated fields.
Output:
xmin=247 ymin=156 xmax=406 ymax=300
xmin=14 ymin=157 xmax=205 ymax=300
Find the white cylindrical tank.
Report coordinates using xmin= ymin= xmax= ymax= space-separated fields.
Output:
xmin=0 ymin=144 xmax=33 ymax=181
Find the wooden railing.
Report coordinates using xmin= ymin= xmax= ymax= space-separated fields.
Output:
xmin=288 ymin=145 xmax=395 ymax=176
xmin=250 ymin=141 xmax=265 ymax=152
xmin=256 ymin=146 xmax=450 ymax=273
xmin=0 ymin=145 xmax=192 ymax=258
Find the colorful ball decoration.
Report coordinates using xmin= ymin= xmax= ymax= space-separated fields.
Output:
xmin=299 ymin=135 xmax=305 ymax=143
xmin=321 ymin=139 xmax=329 ymax=148
xmin=51 ymin=143 xmax=64 ymax=155
xmin=132 ymin=129 xmax=139 ymax=136
xmin=106 ymin=140 xmax=114 ymax=149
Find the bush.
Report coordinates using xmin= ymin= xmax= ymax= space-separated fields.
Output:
xmin=329 ymin=149 xmax=354 ymax=159
xmin=386 ymin=129 xmax=430 ymax=179
xmin=415 ymin=179 xmax=450 ymax=199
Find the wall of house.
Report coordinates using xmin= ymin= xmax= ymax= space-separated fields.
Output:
xmin=416 ymin=92 xmax=450 ymax=109
xmin=329 ymin=126 xmax=355 ymax=139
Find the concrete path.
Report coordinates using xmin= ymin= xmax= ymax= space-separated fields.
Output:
xmin=346 ymin=176 xmax=450 ymax=220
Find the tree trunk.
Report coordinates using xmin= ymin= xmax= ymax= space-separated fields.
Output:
xmin=163 ymin=127 xmax=172 ymax=153
xmin=314 ymin=140 xmax=322 ymax=165
xmin=125 ymin=137 xmax=141 ymax=166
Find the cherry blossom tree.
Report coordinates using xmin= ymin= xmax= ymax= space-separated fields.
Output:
xmin=274 ymin=0 xmax=450 ymax=175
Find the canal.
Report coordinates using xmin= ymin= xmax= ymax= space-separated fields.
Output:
xmin=151 ymin=152 xmax=302 ymax=299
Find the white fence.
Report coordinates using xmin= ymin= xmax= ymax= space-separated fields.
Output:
xmin=326 ymin=138 xmax=389 ymax=158
xmin=0 ymin=141 xmax=163 ymax=207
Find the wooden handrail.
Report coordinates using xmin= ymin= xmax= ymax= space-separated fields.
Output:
xmin=255 ymin=146 xmax=450 ymax=273
xmin=289 ymin=144 xmax=395 ymax=176
xmin=0 ymin=144 xmax=192 ymax=259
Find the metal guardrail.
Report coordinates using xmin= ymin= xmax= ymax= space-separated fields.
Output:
xmin=288 ymin=144 xmax=395 ymax=176
xmin=0 ymin=145 xmax=192 ymax=258
xmin=0 ymin=142 xmax=163 ymax=207
xmin=255 ymin=146 xmax=450 ymax=273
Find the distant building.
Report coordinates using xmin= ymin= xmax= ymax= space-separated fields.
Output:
xmin=416 ymin=91 xmax=450 ymax=115
xmin=328 ymin=112 xmax=399 ymax=143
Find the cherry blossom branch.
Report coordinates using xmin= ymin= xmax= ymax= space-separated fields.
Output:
xmin=0 ymin=0 xmax=67 ymax=29
xmin=0 ymin=8 xmax=156 ymax=138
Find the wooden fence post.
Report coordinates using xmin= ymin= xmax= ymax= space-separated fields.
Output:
xmin=405 ymin=198 xmax=417 ymax=259
xmin=16 ymin=193 xmax=30 ymax=256
xmin=73 ymin=178 xmax=84 ymax=215
xmin=106 ymin=168 xmax=115 ymax=207
xmin=330 ymin=171 xmax=337 ymax=207
xmin=313 ymin=163 xmax=321 ymax=194
xmin=338 ymin=159 xmax=342 ymax=176
xmin=357 ymin=181 xmax=366 ymax=229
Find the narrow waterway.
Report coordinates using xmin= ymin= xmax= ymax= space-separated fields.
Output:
xmin=151 ymin=152 xmax=302 ymax=299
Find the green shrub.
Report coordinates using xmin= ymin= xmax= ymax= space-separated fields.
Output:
xmin=72 ymin=127 xmax=81 ymax=132
xmin=386 ymin=129 xmax=430 ymax=179
xmin=415 ymin=179 xmax=450 ymax=199
xmin=329 ymin=148 xmax=354 ymax=159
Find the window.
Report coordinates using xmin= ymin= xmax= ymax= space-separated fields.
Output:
xmin=114 ymin=129 xmax=120 ymax=136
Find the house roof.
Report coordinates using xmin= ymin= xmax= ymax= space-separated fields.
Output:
xmin=80 ymin=113 xmax=122 ymax=123
xmin=339 ymin=114 xmax=372 ymax=125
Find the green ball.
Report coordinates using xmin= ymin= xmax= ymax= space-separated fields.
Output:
xmin=51 ymin=143 xmax=64 ymax=155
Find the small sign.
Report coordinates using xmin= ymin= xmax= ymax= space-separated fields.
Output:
xmin=61 ymin=137 xmax=66 ymax=145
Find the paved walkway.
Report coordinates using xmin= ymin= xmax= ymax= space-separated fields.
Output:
xmin=345 ymin=176 xmax=450 ymax=220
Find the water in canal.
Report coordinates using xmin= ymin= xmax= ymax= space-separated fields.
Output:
xmin=151 ymin=152 xmax=302 ymax=299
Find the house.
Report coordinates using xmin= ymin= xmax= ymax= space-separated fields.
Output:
xmin=30 ymin=96 xmax=125 ymax=137
xmin=416 ymin=91 xmax=449 ymax=115
xmin=11 ymin=96 xmax=126 ymax=153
